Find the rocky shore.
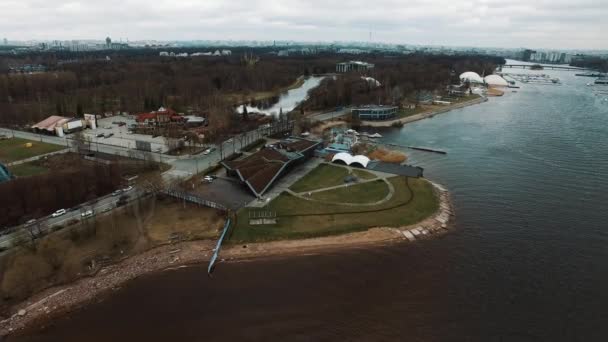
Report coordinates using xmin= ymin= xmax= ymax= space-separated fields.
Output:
xmin=0 ymin=181 xmax=453 ymax=338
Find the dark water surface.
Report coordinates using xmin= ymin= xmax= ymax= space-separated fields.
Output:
xmin=11 ymin=69 xmax=608 ymax=341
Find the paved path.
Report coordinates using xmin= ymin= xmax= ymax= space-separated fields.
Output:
xmin=287 ymin=176 xmax=395 ymax=207
xmin=6 ymin=148 xmax=71 ymax=167
xmin=361 ymin=96 xmax=488 ymax=127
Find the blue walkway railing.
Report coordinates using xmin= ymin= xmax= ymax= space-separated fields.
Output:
xmin=208 ymin=218 xmax=231 ymax=275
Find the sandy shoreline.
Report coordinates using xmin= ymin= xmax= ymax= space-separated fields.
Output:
xmin=0 ymin=180 xmax=453 ymax=337
xmin=361 ymin=96 xmax=488 ymax=127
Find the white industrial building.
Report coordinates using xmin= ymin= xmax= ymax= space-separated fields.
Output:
xmin=336 ymin=61 xmax=375 ymax=73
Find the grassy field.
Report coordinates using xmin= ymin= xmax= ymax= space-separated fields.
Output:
xmin=0 ymin=138 xmax=64 ymax=164
xmin=310 ymin=179 xmax=389 ymax=204
xmin=0 ymin=197 xmax=224 ymax=308
xmin=397 ymin=107 xmax=427 ymax=119
xmin=289 ymin=164 xmax=350 ymax=193
xmin=352 ymin=168 xmax=377 ymax=180
xmin=230 ymin=177 xmax=438 ymax=243
xmin=7 ymin=162 xmax=49 ymax=177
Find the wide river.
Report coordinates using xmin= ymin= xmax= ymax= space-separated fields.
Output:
xmin=11 ymin=67 xmax=608 ymax=341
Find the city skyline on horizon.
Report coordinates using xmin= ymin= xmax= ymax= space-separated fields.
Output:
xmin=2 ymin=0 xmax=607 ymax=50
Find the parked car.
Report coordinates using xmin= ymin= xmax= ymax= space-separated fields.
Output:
xmin=203 ymin=175 xmax=214 ymax=183
xmin=25 ymin=219 xmax=37 ymax=226
xmin=203 ymin=147 xmax=216 ymax=155
xmin=51 ymin=209 xmax=67 ymax=218
xmin=126 ymin=131 xmax=134 ymax=134
xmin=105 ymin=133 xmax=114 ymax=138
xmin=81 ymin=210 xmax=94 ymax=218
xmin=96 ymin=133 xmax=105 ymax=138
xmin=226 ymin=138 xmax=233 ymax=143
xmin=122 ymin=186 xmax=133 ymax=192
xmin=104 ymin=126 xmax=112 ymax=129
xmin=112 ymin=189 xmax=123 ymax=196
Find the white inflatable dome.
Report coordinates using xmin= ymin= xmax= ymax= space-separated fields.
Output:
xmin=459 ymin=71 xmax=484 ymax=84
xmin=331 ymin=153 xmax=370 ymax=168
xmin=484 ymin=74 xmax=508 ymax=87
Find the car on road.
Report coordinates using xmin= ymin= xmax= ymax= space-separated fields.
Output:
xmin=203 ymin=147 xmax=216 ymax=155
xmin=51 ymin=209 xmax=67 ymax=218
xmin=96 ymin=133 xmax=105 ymax=138
xmin=105 ymin=133 xmax=114 ymax=138
xmin=25 ymin=219 xmax=37 ymax=226
xmin=104 ymin=126 xmax=112 ymax=129
xmin=112 ymin=189 xmax=123 ymax=196
xmin=226 ymin=138 xmax=233 ymax=143
xmin=102 ymin=207 xmax=112 ymax=213
xmin=122 ymin=186 xmax=133 ymax=192
xmin=81 ymin=210 xmax=94 ymax=218
xmin=203 ymin=175 xmax=215 ymax=183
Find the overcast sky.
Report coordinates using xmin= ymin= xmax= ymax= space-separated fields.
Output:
xmin=2 ymin=0 xmax=607 ymax=49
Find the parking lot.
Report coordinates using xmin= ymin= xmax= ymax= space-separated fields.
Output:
xmin=77 ymin=115 xmax=169 ymax=153
xmin=193 ymin=177 xmax=255 ymax=210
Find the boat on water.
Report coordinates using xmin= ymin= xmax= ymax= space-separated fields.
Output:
xmin=576 ymin=72 xmax=606 ymax=77
xmin=594 ymin=77 xmax=608 ymax=85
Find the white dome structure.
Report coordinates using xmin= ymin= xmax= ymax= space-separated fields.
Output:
xmin=484 ymin=74 xmax=508 ymax=87
xmin=331 ymin=153 xmax=370 ymax=168
xmin=459 ymin=71 xmax=484 ymax=84
xmin=361 ymin=76 xmax=381 ymax=87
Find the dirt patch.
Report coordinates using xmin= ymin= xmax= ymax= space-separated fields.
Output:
xmin=0 ymin=197 xmax=224 ymax=316
xmin=367 ymin=148 xmax=407 ymax=163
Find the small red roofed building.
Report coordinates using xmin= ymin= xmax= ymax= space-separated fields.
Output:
xmin=136 ymin=107 xmax=178 ymax=126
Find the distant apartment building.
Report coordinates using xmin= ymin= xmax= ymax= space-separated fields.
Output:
xmin=336 ymin=61 xmax=375 ymax=73
xmin=529 ymin=50 xmax=573 ymax=64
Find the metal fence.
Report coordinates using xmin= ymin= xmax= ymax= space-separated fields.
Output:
xmin=162 ymin=189 xmax=228 ymax=212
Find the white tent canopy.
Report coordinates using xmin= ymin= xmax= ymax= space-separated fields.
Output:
xmin=331 ymin=153 xmax=371 ymax=168
xmin=459 ymin=71 xmax=484 ymax=84
xmin=484 ymin=74 xmax=509 ymax=87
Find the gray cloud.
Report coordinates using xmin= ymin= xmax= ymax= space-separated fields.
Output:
xmin=1 ymin=0 xmax=607 ymax=49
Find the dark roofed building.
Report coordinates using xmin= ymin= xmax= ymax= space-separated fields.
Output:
xmin=221 ymin=137 xmax=321 ymax=197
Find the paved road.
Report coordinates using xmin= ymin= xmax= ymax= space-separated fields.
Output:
xmin=0 ymin=188 xmax=143 ymax=251
xmin=307 ymin=107 xmax=352 ymax=121
xmin=0 ymin=121 xmax=292 ymax=249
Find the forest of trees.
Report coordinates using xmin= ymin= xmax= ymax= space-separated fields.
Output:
xmin=570 ymin=56 xmax=608 ymax=72
xmin=303 ymin=54 xmax=504 ymax=110
xmin=0 ymin=50 xmax=337 ymax=126
xmin=0 ymin=49 xmax=503 ymax=127
xmin=0 ymin=163 xmax=124 ymax=228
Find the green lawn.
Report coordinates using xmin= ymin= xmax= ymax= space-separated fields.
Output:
xmin=310 ymin=179 xmax=389 ymax=204
xmin=0 ymin=138 xmax=64 ymax=164
xmin=230 ymin=177 xmax=438 ymax=243
xmin=8 ymin=162 xmax=49 ymax=177
xmin=352 ymin=169 xmax=377 ymax=180
xmin=289 ymin=163 xmax=350 ymax=193
xmin=397 ymin=107 xmax=427 ymax=119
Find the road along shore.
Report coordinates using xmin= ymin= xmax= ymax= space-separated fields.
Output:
xmin=0 ymin=180 xmax=453 ymax=338
xmin=361 ymin=96 xmax=489 ymax=128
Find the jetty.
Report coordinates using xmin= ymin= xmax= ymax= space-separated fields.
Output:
xmin=381 ymin=142 xmax=447 ymax=155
